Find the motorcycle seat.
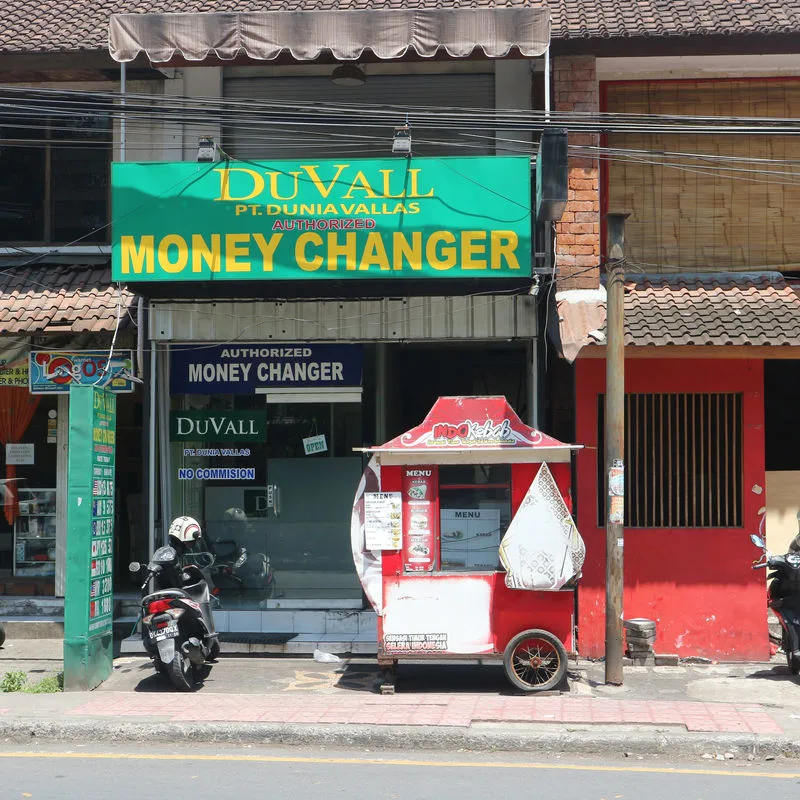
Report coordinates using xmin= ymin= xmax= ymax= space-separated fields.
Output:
xmin=182 ymin=580 xmax=211 ymax=604
xmin=143 ymin=588 xmax=187 ymax=603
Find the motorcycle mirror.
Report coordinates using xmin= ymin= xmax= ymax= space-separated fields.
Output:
xmin=750 ymin=534 xmax=765 ymax=549
xmin=128 ymin=561 xmax=141 ymax=573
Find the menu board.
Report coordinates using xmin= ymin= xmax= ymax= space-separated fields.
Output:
xmin=440 ymin=508 xmax=501 ymax=571
xmin=64 ymin=386 xmax=116 ymax=691
xmin=364 ymin=492 xmax=402 ymax=550
xmin=402 ymin=466 xmax=437 ymax=572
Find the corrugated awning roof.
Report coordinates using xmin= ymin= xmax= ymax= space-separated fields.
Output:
xmin=108 ymin=8 xmax=551 ymax=63
xmin=552 ymin=272 xmax=800 ymax=361
xmin=0 ymin=264 xmax=136 ymax=334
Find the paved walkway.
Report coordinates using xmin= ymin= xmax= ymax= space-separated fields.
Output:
xmin=1 ymin=640 xmax=799 ymax=757
xmin=63 ymin=692 xmax=783 ymax=734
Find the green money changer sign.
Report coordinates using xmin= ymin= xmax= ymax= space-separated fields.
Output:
xmin=111 ymin=156 xmax=531 ymax=282
xmin=64 ymin=385 xmax=116 ymax=691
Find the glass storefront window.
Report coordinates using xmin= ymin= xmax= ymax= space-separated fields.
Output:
xmin=170 ymin=393 xmax=364 ymax=608
xmin=438 ymin=464 xmax=511 ymax=572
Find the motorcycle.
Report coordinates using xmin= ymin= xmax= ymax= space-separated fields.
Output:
xmin=750 ymin=517 xmax=800 ymax=675
xmin=130 ymin=543 xmax=220 ymax=691
xmin=207 ymin=538 xmax=276 ymax=602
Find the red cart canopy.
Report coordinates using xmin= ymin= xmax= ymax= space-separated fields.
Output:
xmin=359 ymin=396 xmax=581 ymax=465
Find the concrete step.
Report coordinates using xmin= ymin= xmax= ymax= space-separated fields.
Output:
xmin=0 ymin=595 xmax=142 ymax=618
xmin=0 ymin=618 xmax=142 ymax=641
xmin=116 ymin=601 xmax=141 ymax=618
xmin=1 ymin=618 xmax=64 ymax=639
xmin=119 ymin=608 xmax=378 ymax=656
xmin=0 ymin=597 xmax=64 ymax=617
xmin=120 ymin=632 xmax=377 ymax=656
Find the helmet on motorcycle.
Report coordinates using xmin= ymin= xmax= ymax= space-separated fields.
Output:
xmin=789 ymin=534 xmax=800 ymax=553
xmin=168 ymin=516 xmax=202 ymax=544
xmin=224 ymin=507 xmax=247 ymax=523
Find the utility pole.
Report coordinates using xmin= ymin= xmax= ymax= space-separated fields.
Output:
xmin=604 ymin=212 xmax=629 ymax=686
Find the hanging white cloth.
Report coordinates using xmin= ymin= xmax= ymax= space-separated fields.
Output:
xmin=499 ymin=462 xmax=586 ymax=591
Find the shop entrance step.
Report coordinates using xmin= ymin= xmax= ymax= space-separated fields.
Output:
xmin=120 ymin=608 xmax=378 ymax=656
xmin=0 ymin=618 xmax=64 ymax=639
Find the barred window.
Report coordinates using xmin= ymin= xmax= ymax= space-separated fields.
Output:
xmin=598 ymin=393 xmax=743 ymax=528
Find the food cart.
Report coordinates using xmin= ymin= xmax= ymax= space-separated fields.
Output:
xmin=351 ymin=396 xmax=586 ymax=693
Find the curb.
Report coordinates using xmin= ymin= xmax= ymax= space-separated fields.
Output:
xmin=0 ymin=718 xmax=798 ymax=759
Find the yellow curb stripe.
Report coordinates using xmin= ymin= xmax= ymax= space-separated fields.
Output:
xmin=0 ymin=751 xmax=796 ymax=779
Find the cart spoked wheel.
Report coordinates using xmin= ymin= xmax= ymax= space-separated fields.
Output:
xmin=503 ymin=629 xmax=568 ymax=692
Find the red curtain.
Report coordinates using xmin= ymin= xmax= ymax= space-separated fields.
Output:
xmin=0 ymin=388 xmax=41 ymax=525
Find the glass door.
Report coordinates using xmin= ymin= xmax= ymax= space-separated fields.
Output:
xmin=261 ymin=402 xmax=363 ymax=604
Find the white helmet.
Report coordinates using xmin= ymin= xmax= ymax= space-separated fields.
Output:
xmin=168 ymin=516 xmax=201 ymax=543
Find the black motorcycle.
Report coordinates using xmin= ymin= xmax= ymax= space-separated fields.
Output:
xmin=130 ymin=544 xmax=220 ymax=690
xmin=751 ymin=529 xmax=800 ymax=674
xmin=205 ymin=537 xmax=276 ymax=603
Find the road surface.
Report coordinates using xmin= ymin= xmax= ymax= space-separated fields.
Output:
xmin=2 ymin=743 xmax=799 ymax=799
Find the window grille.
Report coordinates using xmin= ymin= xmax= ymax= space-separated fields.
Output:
xmin=597 ymin=393 xmax=743 ymax=528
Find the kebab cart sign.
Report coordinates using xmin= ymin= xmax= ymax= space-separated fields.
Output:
xmin=29 ymin=350 xmax=135 ymax=394
xmin=394 ymin=397 xmax=549 ymax=449
xmin=111 ymin=157 xmax=531 ymax=282
xmin=171 ymin=343 xmax=362 ymax=394
xmin=64 ymin=385 xmax=116 ymax=691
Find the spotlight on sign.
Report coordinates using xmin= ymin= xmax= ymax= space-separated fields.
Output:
xmin=392 ymin=125 xmax=412 ymax=156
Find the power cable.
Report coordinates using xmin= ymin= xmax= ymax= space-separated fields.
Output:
xmin=8 ymin=85 xmax=800 ymax=135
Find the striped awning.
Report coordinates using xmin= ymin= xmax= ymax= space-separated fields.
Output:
xmin=108 ymin=8 xmax=551 ymax=64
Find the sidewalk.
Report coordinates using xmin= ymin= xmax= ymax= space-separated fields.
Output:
xmin=1 ymin=638 xmax=799 ymax=759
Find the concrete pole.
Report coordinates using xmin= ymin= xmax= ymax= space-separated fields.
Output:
xmin=604 ymin=212 xmax=629 ymax=686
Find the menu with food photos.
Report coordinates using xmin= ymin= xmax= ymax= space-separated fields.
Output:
xmin=402 ymin=466 xmax=437 ymax=572
xmin=364 ymin=492 xmax=402 ymax=550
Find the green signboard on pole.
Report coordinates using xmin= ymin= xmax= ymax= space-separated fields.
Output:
xmin=64 ymin=385 xmax=116 ymax=691
xmin=111 ymin=156 xmax=532 ymax=282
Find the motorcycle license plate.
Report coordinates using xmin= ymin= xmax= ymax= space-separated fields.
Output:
xmin=149 ymin=622 xmax=178 ymax=642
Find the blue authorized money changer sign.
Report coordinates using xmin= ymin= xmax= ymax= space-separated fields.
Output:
xmin=64 ymin=385 xmax=116 ymax=691
xmin=171 ymin=343 xmax=363 ymax=394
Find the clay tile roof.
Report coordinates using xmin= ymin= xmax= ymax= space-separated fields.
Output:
xmin=3 ymin=1 xmax=800 ymax=54
xmin=622 ymin=272 xmax=800 ymax=347
xmin=549 ymin=0 xmax=800 ymax=40
xmin=0 ymin=264 xmax=137 ymax=335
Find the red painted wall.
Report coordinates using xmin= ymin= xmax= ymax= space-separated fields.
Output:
xmin=575 ymin=358 xmax=768 ymax=661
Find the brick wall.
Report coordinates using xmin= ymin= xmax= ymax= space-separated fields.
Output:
xmin=553 ymin=55 xmax=600 ymax=290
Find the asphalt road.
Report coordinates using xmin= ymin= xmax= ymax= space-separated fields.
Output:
xmin=2 ymin=744 xmax=799 ymax=800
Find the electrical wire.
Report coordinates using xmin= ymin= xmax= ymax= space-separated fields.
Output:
xmin=3 ymin=84 xmax=800 ymax=345
xmin=97 ymin=283 xmax=124 ymax=382
xmin=9 ymin=85 xmax=800 ymax=136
